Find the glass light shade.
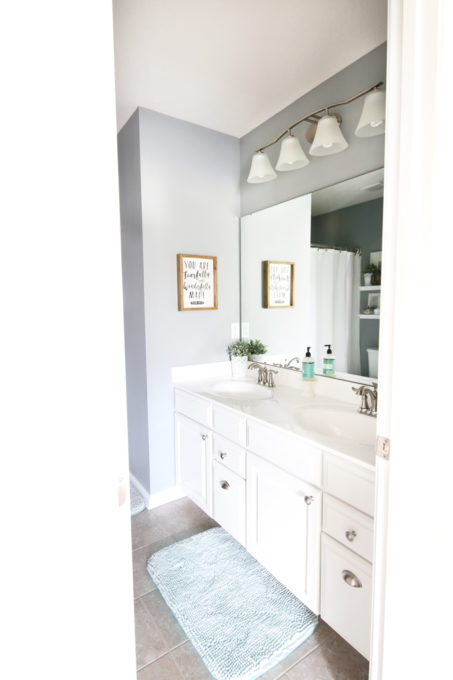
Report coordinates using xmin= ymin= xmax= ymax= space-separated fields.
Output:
xmin=355 ymin=90 xmax=386 ymax=137
xmin=309 ymin=114 xmax=349 ymax=156
xmin=247 ymin=151 xmax=277 ymax=183
xmin=275 ymin=134 xmax=309 ymax=172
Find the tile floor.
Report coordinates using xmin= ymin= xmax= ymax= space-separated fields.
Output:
xmin=132 ymin=497 xmax=369 ymax=680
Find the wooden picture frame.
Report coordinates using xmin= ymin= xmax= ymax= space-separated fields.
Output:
xmin=263 ymin=260 xmax=295 ymax=308
xmin=177 ymin=254 xmax=218 ymax=311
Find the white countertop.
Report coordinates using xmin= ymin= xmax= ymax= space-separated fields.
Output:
xmin=174 ymin=374 xmax=376 ymax=471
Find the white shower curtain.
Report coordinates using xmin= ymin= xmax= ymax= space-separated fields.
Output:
xmin=309 ymin=248 xmax=361 ymax=375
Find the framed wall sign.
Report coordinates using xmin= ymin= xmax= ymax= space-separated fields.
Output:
xmin=177 ymin=253 xmax=218 ymax=311
xmin=263 ymin=260 xmax=295 ymax=308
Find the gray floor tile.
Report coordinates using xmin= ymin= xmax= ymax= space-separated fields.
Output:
xmin=286 ymin=631 xmax=369 ymax=680
xmin=152 ymin=497 xmax=207 ymax=532
xmin=133 ymin=537 xmax=174 ymax=599
xmin=137 ymin=652 xmax=183 ymax=680
xmin=131 ymin=508 xmax=173 ymax=550
xmin=170 ymin=641 xmax=214 ymax=680
xmin=134 ymin=590 xmax=186 ymax=670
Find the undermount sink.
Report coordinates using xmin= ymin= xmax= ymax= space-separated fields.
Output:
xmin=296 ymin=405 xmax=376 ymax=446
xmin=209 ymin=380 xmax=273 ymax=401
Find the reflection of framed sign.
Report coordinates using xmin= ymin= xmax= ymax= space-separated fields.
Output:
xmin=263 ymin=260 xmax=295 ymax=308
xmin=177 ymin=254 xmax=218 ymax=311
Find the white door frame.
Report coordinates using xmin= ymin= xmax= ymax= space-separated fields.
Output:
xmin=371 ymin=1 xmax=453 ymax=678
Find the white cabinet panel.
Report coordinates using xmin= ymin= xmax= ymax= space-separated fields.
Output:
xmin=323 ymin=453 xmax=375 ymax=516
xmin=212 ymin=461 xmax=246 ymax=545
xmin=323 ymin=494 xmax=374 ymax=562
xmin=175 ymin=414 xmax=211 ymax=514
xmin=247 ymin=420 xmax=322 ymax=487
xmin=212 ymin=405 xmax=247 ymax=446
xmin=246 ymin=451 xmax=321 ymax=614
xmin=321 ymin=534 xmax=372 ymax=659
xmin=175 ymin=389 xmax=212 ymax=428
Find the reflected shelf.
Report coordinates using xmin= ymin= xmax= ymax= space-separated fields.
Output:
xmin=359 ymin=285 xmax=381 ymax=291
xmin=359 ymin=314 xmax=380 ymax=319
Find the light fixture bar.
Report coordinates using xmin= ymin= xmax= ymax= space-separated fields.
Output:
xmin=256 ymin=81 xmax=383 ymax=153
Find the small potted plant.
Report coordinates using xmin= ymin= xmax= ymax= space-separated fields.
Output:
xmin=227 ymin=340 xmax=250 ymax=378
xmin=362 ymin=263 xmax=378 ymax=286
xmin=247 ymin=339 xmax=267 ymax=362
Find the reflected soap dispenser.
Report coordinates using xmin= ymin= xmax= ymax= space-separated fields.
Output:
xmin=323 ymin=344 xmax=336 ymax=376
xmin=302 ymin=347 xmax=315 ymax=381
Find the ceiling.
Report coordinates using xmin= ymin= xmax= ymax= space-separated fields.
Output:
xmin=112 ymin=0 xmax=387 ymax=137
xmin=312 ymin=169 xmax=384 ymax=216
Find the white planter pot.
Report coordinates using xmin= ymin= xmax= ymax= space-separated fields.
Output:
xmin=231 ymin=356 xmax=248 ymax=378
xmin=250 ymin=354 xmax=265 ymax=363
xmin=364 ymin=273 xmax=373 ymax=285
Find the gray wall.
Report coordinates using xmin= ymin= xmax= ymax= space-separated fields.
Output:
xmin=119 ymin=108 xmax=240 ymax=495
xmin=240 ymin=43 xmax=386 ymax=216
xmin=312 ymin=198 xmax=383 ymax=374
xmin=117 ymin=110 xmax=150 ymax=488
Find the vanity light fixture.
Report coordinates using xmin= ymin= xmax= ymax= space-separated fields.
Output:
xmin=247 ymin=82 xmax=385 ymax=183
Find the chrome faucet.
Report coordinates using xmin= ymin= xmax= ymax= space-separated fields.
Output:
xmin=283 ymin=356 xmax=301 ymax=370
xmin=352 ymin=382 xmax=377 ymax=417
xmin=249 ymin=362 xmax=263 ymax=383
xmin=248 ymin=362 xmax=277 ymax=387
xmin=267 ymin=369 xmax=278 ymax=388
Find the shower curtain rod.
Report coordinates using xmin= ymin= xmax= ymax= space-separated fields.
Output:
xmin=311 ymin=243 xmax=361 ymax=255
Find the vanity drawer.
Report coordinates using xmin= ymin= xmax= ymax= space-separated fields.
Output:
xmin=323 ymin=453 xmax=375 ymax=516
xmin=213 ymin=434 xmax=246 ymax=479
xmin=212 ymin=405 xmax=247 ymax=447
xmin=212 ymin=461 xmax=246 ymax=546
xmin=321 ymin=533 xmax=372 ymax=660
xmin=247 ymin=420 xmax=322 ymax=487
xmin=174 ymin=389 xmax=212 ymax=428
xmin=323 ymin=494 xmax=374 ymax=562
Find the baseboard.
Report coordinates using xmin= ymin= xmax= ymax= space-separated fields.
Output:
xmin=129 ymin=473 xmax=186 ymax=510
xmin=147 ymin=485 xmax=186 ymax=509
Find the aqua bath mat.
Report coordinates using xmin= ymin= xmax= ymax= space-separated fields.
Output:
xmin=147 ymin=527 xmax=318 ymax=680
xmin=130 ymin=483 xmax=145 ymax=516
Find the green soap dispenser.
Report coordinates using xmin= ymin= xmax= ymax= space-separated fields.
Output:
xmin=302 ymin=347 xmax=315 ymax=381
xmin=323 ymin=344 xmax=336 ymax=376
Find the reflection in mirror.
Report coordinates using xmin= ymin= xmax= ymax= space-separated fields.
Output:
xmin=240 ymin=169 xmax=383 ymax=383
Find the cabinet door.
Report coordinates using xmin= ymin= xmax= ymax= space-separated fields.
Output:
xmin=246 ymin=452 xmax=321 ymax=614
xmin=175 ymin=414 xmax=211 ymax=515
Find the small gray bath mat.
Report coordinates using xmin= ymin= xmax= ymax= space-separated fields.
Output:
xmin=130 ymin=483 xmax=145 ymax=516
xmin=147 ymin=527 xmax=318 ymax=680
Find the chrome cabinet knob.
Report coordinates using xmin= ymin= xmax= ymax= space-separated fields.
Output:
xmin=201 ymin=434 xmax=208 ymax=441
xmin=220 ymin=481 xmax=230 ymax=490
xmin=304 ymin=495 xmax=314 ymax=505
xmin=345 ymin=530 xmax=357 ymax=542
xmin=219 ymin=451 xmax=227 ymax=459
xmin=342 ymin=569 xmax=362 ymax=588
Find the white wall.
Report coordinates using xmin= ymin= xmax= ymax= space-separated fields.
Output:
xmin=2 ymin=2 xmax=136 ymax=678
xmin=241 ymin=195 xmax=312 ymax=358
xmin=118 ymin=108 xmax=240 ymax=495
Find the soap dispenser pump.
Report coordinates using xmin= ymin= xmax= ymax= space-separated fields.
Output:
xmin=323 ymin=344 xmax=336 ymax=376
xmin=302 ymin=347 xmax=315 ymax=381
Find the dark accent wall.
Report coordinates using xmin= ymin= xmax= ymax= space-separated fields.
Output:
xmin=311 ymin=197 xmax=383 ymax=374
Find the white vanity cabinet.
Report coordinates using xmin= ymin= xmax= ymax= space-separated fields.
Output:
xmin=247 ymin=452 xmax=321 ymax=614
xmin=174 ymin=385 xmax=376 ymax=659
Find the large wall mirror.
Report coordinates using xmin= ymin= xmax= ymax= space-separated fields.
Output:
xmin=240 ymin=168 xmax=383 ymax=383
